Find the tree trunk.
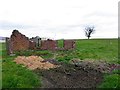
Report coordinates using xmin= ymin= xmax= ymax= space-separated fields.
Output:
xmin=88 ymin=37 xmax=90 ymax=39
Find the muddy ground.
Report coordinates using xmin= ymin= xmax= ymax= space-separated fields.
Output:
xmin=14 ymin=56 xmax=119 ymax=88
xmin=34 ymin=59 xmax=104 ymax=88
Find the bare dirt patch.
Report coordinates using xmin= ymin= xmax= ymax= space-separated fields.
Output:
xmin=34 ymin=59 xmax=119 ymax=88
xmin=14 ymin=56 xmax=59 ymax=70
xmin=34 ymin=60 xmax=103 ymax=88
xmin=14 ymin=56 xmax=119 ymax=88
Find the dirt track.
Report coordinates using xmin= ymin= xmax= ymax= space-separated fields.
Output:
xmin=34 ymin=60 xmax=104 ymax=88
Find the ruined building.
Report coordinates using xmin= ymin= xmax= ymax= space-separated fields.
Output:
xmin=6 ymin=30 xmax=75 ymax=55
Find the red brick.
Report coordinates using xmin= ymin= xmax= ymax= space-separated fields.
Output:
xmin=10 ymin=30 xmax=29 ymax=52
xmin=64 ymin=40 xmax=75 ymax=50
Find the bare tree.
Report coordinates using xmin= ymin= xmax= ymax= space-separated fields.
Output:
xmin=84 ymin=26 xmax=95 ymax=39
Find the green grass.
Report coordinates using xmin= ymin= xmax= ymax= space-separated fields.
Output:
xmin=0 ymin=42 xmax=3 ymax=56
xmin=2 ymin=43 xmax=41 ymax=88
xmin=15 ymin=50 xmax=53 ymax=59
xmin=53 ymin=39 xmax=118 ymax=64
xmin=57 ymin=40 xmax=64 ymax=48
xmin=98 ymin=73 xmax=120 ymax=88
xmin=1 ymin=39 xmax=119 ymax=88
xmin=2 ymin=60 xmax=40 ymax=88
xmin=14 ymin=39 xmax=118 ymax=64
xmin=76 ymin=39 xmax=118 ymax=63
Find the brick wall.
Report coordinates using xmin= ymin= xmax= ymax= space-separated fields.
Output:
xmin=9 ymin=30 xmax=30 ymax=52
xmin=64 ymin=40 xmax=75 ymax=50
xmin=47 ymin=40 xmax=57 ymax=50
xmin=6 ymin=30 xmax=76 ymax=54
xmin=41 ymin=40 xmax=57 ymax=50
xmin=6 ymin=37 xmax=13 ymax=54
xmin=40 ymin=40 xmax=48 ymax=50
xmin=29 ymin=41 xmax=36 ymax=50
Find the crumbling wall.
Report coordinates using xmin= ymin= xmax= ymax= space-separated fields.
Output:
xmin=6 ymin=30 xmax=76 ymax=55
xmin=41 ymin=39 xmax=57 ymax=50
xmin=40 ymin=40 xmax=48 ymax=50
xmin=40 ymin=40 xmax=75 ymax=50
xmin=29 ymin=41 xmax=36 ymax=50
xmin=6 ymin=37 xmax=13 ymax=54
xmin=64 ymin=40 xmax=75 ymax=50
xmin=9 ymin=30 xmax=30 ymax=53
xmin=47 ymin=40 xmax=57 ymax=50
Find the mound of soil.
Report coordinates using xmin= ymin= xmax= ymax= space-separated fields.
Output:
xmin=35 ymin=60 xmax=104 ymax=88
xmin=14 ymin=56 xmax=59 ymax=70
xmin=69 ymin=59 xmax=120 ymax=73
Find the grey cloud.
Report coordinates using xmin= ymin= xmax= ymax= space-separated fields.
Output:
xmin=0 ymin=21 xmax=36 ymax=30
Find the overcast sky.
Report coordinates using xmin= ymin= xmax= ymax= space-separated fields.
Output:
xmin=0 ymin=0 xmax=118 ymax=39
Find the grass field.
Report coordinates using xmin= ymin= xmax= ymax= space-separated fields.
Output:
xmin=15 ymin=39 xmax=118 ymax=64
xmin=2 ymin=43 xmax=41 ymax=88
xmin=1 ymin=39 xmax=119 ymax=88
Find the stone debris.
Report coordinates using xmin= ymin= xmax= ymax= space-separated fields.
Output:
xmin=14 ymin=56 xmax=59 ymax=70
